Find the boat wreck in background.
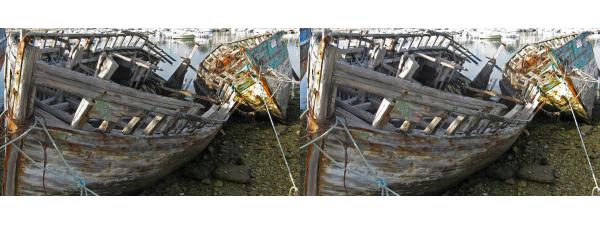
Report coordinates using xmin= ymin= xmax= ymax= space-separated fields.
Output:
xmin=303 ymin=30 xmax=540 ymax=195
xmin=195 ymin=31 xmax=295 ymax=121
xmin=502 ymin=32 xmax=599 ymax=122
xmin=2 ymin=30 xmax=236 ymax=195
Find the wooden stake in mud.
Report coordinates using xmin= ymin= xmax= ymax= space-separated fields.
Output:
xmin=2 ymin=37 xmax=41 ymax=196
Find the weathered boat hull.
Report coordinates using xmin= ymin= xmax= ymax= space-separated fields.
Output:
xmin=16 ymin=121 xmax=221 ymax=195
xmin=196 ymin=32 xmax=294 ymax=120
xmin=312 ymin=124 xmax=523 ymax=195
xmin=304 ymin=30 xmax=538 ymax=196
xmin=504 ymin=33 xmax=599 ymax=121
xmin=2 ymin=31 xmax=234 ymax=195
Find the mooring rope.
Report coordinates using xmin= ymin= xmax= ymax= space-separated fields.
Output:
xmin=300 ymin=116 xmax=399 ymax=196
xmin=0 ymin=119 xmax=38 ymax=152
xmin=336 ymin=117 xmax=399 ymax=196
xmin=561 ymin=75 xmax=600 ymax=196
xmin=1 ymin=113 xmax=98 ymax=196
xmin=256 ymin=76 xmax=298 ymax=196
xmin=35 ymin=117 xmax=99 ymax=196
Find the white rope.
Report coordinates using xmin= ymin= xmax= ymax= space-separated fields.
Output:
xmin=561 ymin=75 xmax=600 ymax=196
xmin=256 ymin=76 xmax=298 ymax=196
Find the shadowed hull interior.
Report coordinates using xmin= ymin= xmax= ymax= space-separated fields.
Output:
xmin=16 ymin=119 xmax=221 ymax=195
xmin=315 ymin=123 xmax=524 ymax=195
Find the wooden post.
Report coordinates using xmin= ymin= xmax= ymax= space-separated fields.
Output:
xmin=143 ymin=114 xmax=165 ymax=135
xmin=446 ymin=115 xmax=465 ymax=135
xmin=423 ymin=115 xmax=445 ymax=135
xmin=368 ymin=45 xmax=385 ymax=69
xmin=122 ymin=112 xmax=147 ymax=135
xmin=2 ymin=37 xmax=41 ymax=196
xmin=67 ymin=39 xmax=88 ymax=69
xmin=312 ymin=37 xmax=337 ymax=125
xmin=304 ymin=33 xmax=337 ymax=196
xmin=397 ymin=53 xmax=419 ymax=79
xmin=372 ymin=99 xmax=393 ymax=128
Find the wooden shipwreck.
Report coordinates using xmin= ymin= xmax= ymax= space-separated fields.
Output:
xmin=303 ymin=30 xmax=540 ymax=195
xmin=502 ymin=32 xmax=599 ymax=122
xmin=1 ymin=31 xmax=236 ymax=195
xmin=195 ymin=32 xmax=294 ymax=120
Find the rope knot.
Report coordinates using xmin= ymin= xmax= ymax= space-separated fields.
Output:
xmin=76 ymin=177 xmax=86 ymax=188
xmin=375 ymin=177 xmax=387 ymax=188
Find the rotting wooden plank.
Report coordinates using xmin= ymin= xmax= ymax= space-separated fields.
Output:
xmin=336 ymin=99 xmax=395 ymax=131
xmin=368 ymin=45 xmax=385 ymax=69
xmin=333 ymin=63 xmax=476 ymax=110
xmin=41 ymin=96 xmax=57 ymax=105
xmin=35 ymin=62 xmax=204 ymax=110
xmin=504 ymin=104 xmax=524 ymax=119
xmin=159 ymin=114 xmax=179 ymax=135
xmin=122 ymin=112 xmax=147 ymax=135
xmin=37 ymin=74 xmax=215 ymax=123
xmin=397 ymin=54 xmax=419 ymax=79
xmin=398 ymin=120 xmax=411 ymax=132
xmin=445 ymin=115 xmax=465 ymax=135
xmin=67 ymin=40 xmax=87 ymax=69
xmin=476 ymin=107 xmax=504 ymax=134
xmin=35 ymin=98 xmax=73 ymax=125
xmin=333 ymin=71 xmax=520 ymax=124
xmin=98 ymin=120 xmax=116 ymax=132
xmin=143 ymin=114 xmax=165 ymax=135
xmin=372 ymin=98 xmax=394 ymax=129
xmin=460 ymin=115 xmax=481 ymax=134
xmin=354 ymin=102 xmax=372 ymax=110
xmin=50 ymin=102 xmax=70 ymax=111
xmin=71 ymin=55 xmax=119 ymax=129
xmin=173 ymin=106 xmax=203 ymax=134
xmin=423 ymin=116 xmax=444 ymax=135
